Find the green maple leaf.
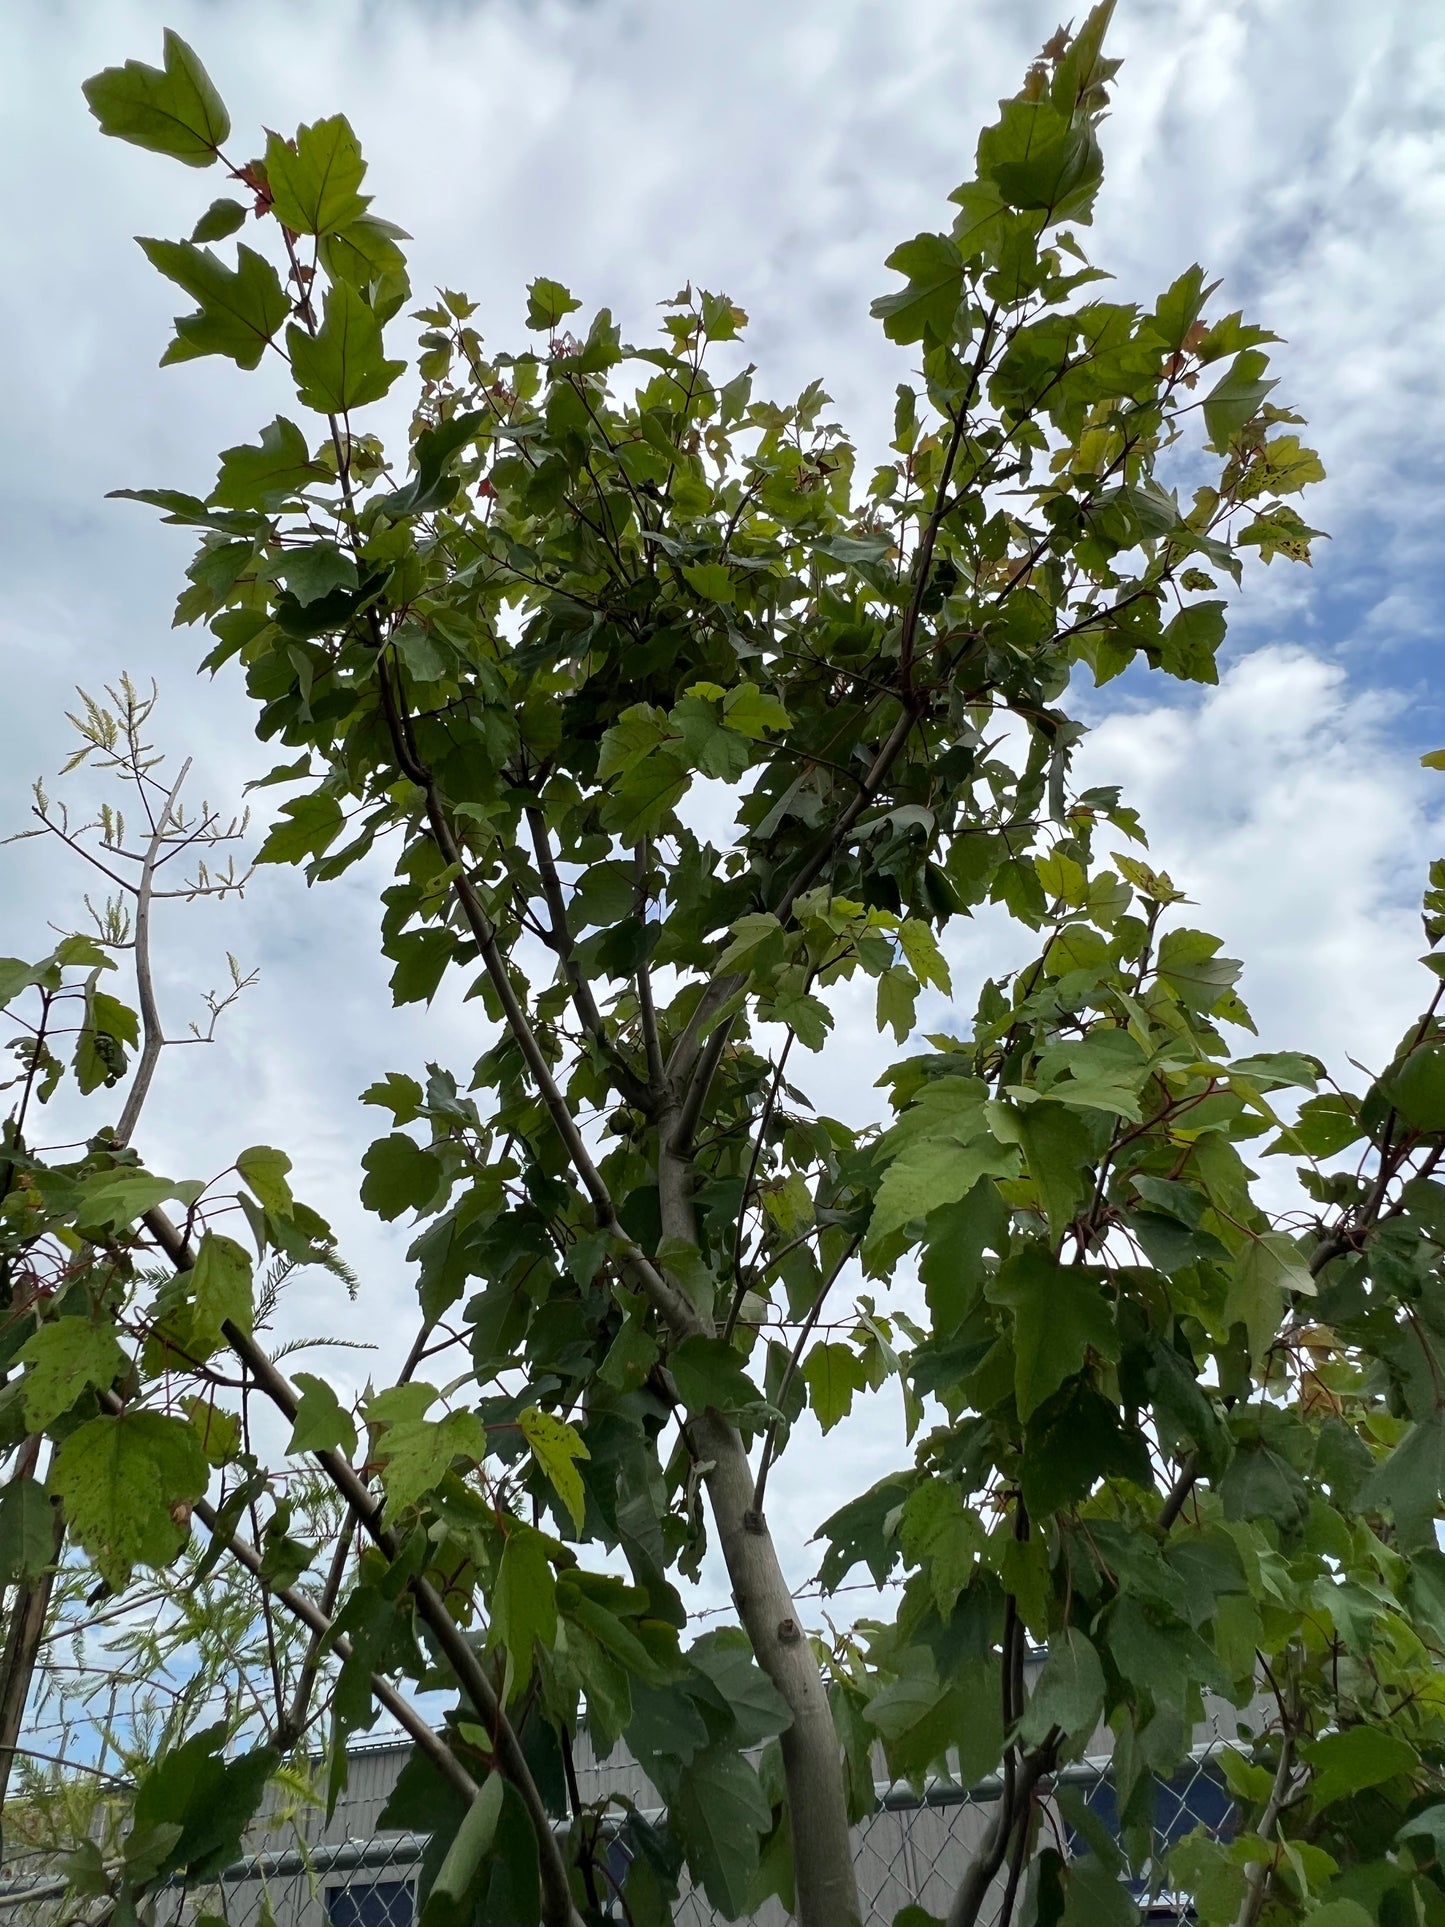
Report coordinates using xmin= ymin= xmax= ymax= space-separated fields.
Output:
xmin=379 ymin=1408 xmax=488 ymax=1513
xmin=189 ymin=1232 xmax=253 ymax=1352
xmin=140 ymin=239 xmax=290 ymax=370
xmin=17 ymin=1319 xmax=128 ymax=1430
xmin=671 ymin=1750 xmax=771 ymax=1916
xmin=265 ymin=116 xmax=367 ymax=236
xmin=985 ymin=1245 xmax=1119 ymax=1420
xmin=492 ymin=1525 xmax=558 ymax=1692
xmin=288 ymin=1373 xmax=358 ymax=1458
xmin=801 ymin=1341 xmax=864 ymax=1433
xmin=211 ymin=417 xmax=322 ymax=510
xmin=288 ymin=282 xmax=406 ymax=414
xmin=83 ymin=30 xmax=230 ymax=168
xmin=51 ymin=1412 xmax=207 ymax=1591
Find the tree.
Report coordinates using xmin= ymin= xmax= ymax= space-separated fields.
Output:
xmin=8 ymin=8 xmax=1445 ymax=1927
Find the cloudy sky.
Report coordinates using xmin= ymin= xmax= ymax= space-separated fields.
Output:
xmin=4 ymin=0 xmax=1445 ymax=1624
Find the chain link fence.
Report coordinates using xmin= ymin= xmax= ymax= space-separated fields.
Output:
xmin=0 ymin=1718 xmax=1240 ymax=1927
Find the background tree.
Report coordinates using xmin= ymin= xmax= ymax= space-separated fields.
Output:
xmin=10 ymin=9 xmax=1445 ymax=1927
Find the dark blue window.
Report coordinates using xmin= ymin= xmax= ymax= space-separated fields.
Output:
xmin=326 ymin=1880 xmax=415 ymax=1927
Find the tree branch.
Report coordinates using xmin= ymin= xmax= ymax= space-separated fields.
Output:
xmin=277 ymin=1517 xmax=353 ymax=1752
xmin=142 ymin=1205 xmax=585 ymax=1927
xmin=634 ymin=842 xmax=666 ymax=1093
xmin=373 ymin=663 xmax=699 ymax=1342
xmin=749 ymin=1232 xmax=861 ymax=1516
xmin=0 ymin=1470 xmax=65 ymax=1845
xmin=524 ymin=806 xmax=650 ymax=1108
xmin=946 ymin=1745 xmax=1057 ymax=1927
xmin=187 ymin=1490 xmax=476 ymax=1803
xmin=1157 ymin=1450 xmax=1201 ymax=1530
xmin=1230 ymin=1729 xmax=1298 ymax=1927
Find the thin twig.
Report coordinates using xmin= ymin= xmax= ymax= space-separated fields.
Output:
xmin=750 ymin=1233 xmax=862 ymax=1515
xmin=115 ymin=759 xmax=191 ymax=1146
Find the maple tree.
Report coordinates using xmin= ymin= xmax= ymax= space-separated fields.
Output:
xmin=7 ymin=10 xmax=1445 ymax=1927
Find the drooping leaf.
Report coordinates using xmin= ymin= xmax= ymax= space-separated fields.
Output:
xmin=801 ymin=1341 xmax=865 ymax=1433
xmin=985 ymin=1246 xmax=1118 ymax=1420
xmin=518 ymin=1406 xmax=590 ymax=1531
xmin=864 ymin=1670 xmax=968 ymax=1782
xmin=670 ymin=1749 xmax=771 ymax=1917
xmin=1357 ymin=1417 xmax=1445 ymax=1549
xmin=189 ymin=1231 xmax=253 ymax=1351
xmin=130 ymin=1725 xmax=278 ymax=1881
xmin=668 ymin=1336 xmax=762 ymax=1418
xmin=0 ymin=1476 xmax=56 ymax=1584
xmin=492 ymin=1524 xmax=557 ymax=1693
xmin=420 ymin=1774 xmax=505 ymax=1927
xmin=1020 ymin=1627 xmax=1105 ymax=1746
xmin=1385 ymin=1041 xmax=1445 ymax=1133
xmin=687 ymin=1630 xmax=791 ymax=1747
xmin=236 ymin=1144 xmax=295 ymax=1214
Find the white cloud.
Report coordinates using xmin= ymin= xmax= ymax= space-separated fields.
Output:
xmin=1079 ymin=644 xmax=1445 ymax=1078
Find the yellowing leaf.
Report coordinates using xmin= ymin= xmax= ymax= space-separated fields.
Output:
xmin=1033 ymin=849 xmax=1086 ymax=907
xmin=721 ymin=682 xmax=790 ymax=738
xmin=1113 ymin=853 xmax=1186 ymax=905
xmin=17 ymin=1320 xmax=127 ymax=1430
xmin=379 ymin=1408 xmax=487 ymax=1513
xmin=1225 ymin=1232 xmax=1313 ymax=1368
xmin=235 ymin=1133 xmax=294 ymax=1210
xmin=51 ymin=1412 xmax=207 ymax=1591
xmin=898 ymin=919 xmax=952 ymax=994
xmin=519 ymin=1406 xmax=590 ymax=1531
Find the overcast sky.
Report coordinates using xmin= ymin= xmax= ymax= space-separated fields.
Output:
xmin=5 ymin=0 xmax=1445 ymax=1624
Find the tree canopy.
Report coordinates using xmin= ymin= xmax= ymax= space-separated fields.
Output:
xmin=6 ymin=9 xmax=1445 ymax=1927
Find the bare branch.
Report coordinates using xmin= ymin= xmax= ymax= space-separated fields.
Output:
xmin=114 ymin=759 xmax=191 ymax=1147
